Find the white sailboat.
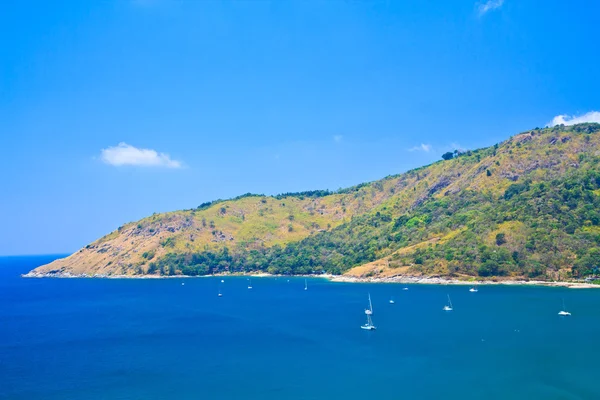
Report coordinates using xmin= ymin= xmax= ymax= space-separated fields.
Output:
xmin=365 ymin=293 xmax=374 ymax=315
xmin=558 ymin=298 xmax=571 ymax=316
xmin=218 ymin=287 xmax=223 ymax=297
xmin=361 ymin=314 xmax=376 ymax=330
xmin=443 ymin=294 xmax=453 ymax=311
xmin=389 ymin=296 xmax=395 ymax=304
xmin=304 ymin=279 xmax=308 ymax=291
xmin=469 ymin=284 xmax=478 ymax=293
xmin=247 ymin=279 xmax=252 ymax=290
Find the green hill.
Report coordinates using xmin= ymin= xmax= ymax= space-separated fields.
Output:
xmin=28 ymin=123 xmax=600 ymax=281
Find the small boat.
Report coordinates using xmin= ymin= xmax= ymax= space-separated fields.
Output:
xmin=218 ymin=290 xmax=223 ymax=297
xmin=443 ymin=294 xmax=453 ymax=311
xmin=389 ymin=297 xmax=395 ymax=304
xmin=365 ymin=293 xmax=374 ymax=315
xmin=181 ymin=282 xmax=185 ymax=286
xmin=469 ymin=285 xmax=478 ymax=293
xmin=221 ymin=279 xmax=225 ymax=283
xmin=304 ymin=279 xmax=308 ymax=291
xmin=558 ymin=298 xmax=571 ymax=316
xmin=403 ymin=287 xmax=409 ymax=291
xmin=361 ymin=313 xmax=376 ymax=330
xmin=247 ymin=279 xmax=252 ymax=290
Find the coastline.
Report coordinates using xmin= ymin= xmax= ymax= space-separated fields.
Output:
xmin=21 ymin=271 xmax=275 ymax=279
xmin=21 ymin=271 xmax=599 ymax=288
xmin=328 ymin=275 xmax=599 ymax=289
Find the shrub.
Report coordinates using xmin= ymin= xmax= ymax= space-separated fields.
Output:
xmin=496 ymin=233 xmax=506 ymax=246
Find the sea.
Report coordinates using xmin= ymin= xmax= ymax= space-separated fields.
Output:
xmin=1 ymin=255 xmax=600 ymax=400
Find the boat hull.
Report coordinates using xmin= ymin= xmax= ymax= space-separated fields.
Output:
xmin=361 ymin=325 xmax=376 ymax=330
xmin=558 ymin=311 xmax=571 ymax=316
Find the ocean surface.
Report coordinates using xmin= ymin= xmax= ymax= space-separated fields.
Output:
xmin=1 ymin=255 xmax=600 ymax=400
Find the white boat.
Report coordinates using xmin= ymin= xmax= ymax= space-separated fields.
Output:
xmin=443 ymin=294 xmax=453 ymax=311
xmin=247 ymin=279 xmax=252 ymax=290
xmin=181 ymin=282 xmax=185 ymax=286
xmin=389 ymin=297 xmax=395 ymax=304
xmin=361 ymin=313 xmax=376 ymax=330
xmin=469 ymin=285 xmax=478 ymax=292
xmin=403 ymin=287 xmax=409 ymax=291
xmin=558 ymin=299 xmax=571 ymax=316
xmin=221 ymin=279 xmax=225 ymax=283
xmin=218 ymin=289 xmax=223 ymax=297
xmin=304 ymin=279 xmax=308 ymax=291
xmin=365 ymin=293 xmax=374 ymax=315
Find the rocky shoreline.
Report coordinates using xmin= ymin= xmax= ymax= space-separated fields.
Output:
xmin=21 ymin=271 xmax=599 ymax=288
xmin=21 ymin=271 xmax=276 ymax=279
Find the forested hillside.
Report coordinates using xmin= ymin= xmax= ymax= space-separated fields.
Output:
xmin=29 ymin=123 xmax=600 ymax=281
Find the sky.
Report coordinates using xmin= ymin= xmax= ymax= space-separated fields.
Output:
xmin=1 ymin=0 xmax=599 ymax=255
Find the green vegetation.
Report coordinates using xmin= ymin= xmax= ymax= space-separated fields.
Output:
xmin=32 ymin=123 xmax=600 ymax=281
xmin=442 ymin=151 xmax=454 ymax=161
xmin=163 ymin=164 xmax=600 ymax=279
xmin=274 ymin=190 xmax=333 ymax=199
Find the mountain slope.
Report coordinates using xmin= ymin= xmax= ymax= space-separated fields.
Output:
xmin=28 ymin=123 xmax=600 ymax=281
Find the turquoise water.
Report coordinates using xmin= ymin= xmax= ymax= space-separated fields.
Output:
xmin=1 ymin=255 xmax=600 ymax=399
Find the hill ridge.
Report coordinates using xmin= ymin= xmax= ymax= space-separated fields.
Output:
xmin=28 ymin=123 xmax=600 ymax=281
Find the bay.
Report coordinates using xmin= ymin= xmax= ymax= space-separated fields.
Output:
xmin=1 ymin=255 xmax=599 ymax=399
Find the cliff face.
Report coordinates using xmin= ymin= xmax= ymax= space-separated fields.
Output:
xmin=28 ymin=124 xmax=600 ymax=281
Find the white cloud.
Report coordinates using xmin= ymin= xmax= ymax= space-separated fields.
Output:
xmin=477 ymin=0 xmax=504 ymax=16
xmin=333 ymin=135 xmax=343 ymax=143
xmin=100 ymin=143 xmax=182 ymax=168
xmin=547 ymin=111 xmax=600 ymax=127
xmin=409 ymin=143 xmax=432 ymax=152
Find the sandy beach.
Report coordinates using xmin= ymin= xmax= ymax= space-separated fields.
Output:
xmin=328 ymin=274 xmax=600 ymax=289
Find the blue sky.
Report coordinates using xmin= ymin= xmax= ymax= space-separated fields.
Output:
xmin=1 ymin=0 xmax=599 ymax=255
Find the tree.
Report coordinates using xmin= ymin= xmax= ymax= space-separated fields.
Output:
xmin=496 ymin=233 xmax=506 ymax=246
xmin=442 ymin=152 xmax=454 ymax=161
xmin=486 ymin=169 xmax=492 ymax=177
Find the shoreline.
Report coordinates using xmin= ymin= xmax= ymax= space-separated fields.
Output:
xmin=21 ymin=271 xmax=276 ymax=279
xmin=328 ymin=275 xmax=599 ymax=289
xmin=21 ymin=271 xmax=599 ymax=289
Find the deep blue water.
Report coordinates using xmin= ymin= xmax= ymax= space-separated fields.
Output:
xmin=2 ymin=255 xmax=600 ymax=399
